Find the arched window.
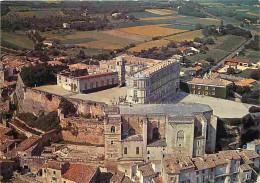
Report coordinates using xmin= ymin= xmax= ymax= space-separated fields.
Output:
xmin=124 ymin=147 xmax=127 ymax=154
xmin=136 ymin=147 xmax=139 ymax=155
xmin=177 ymin=130 xmax=184 ymax=142
xmin=110 ymin=126 xmax=116 ymax=133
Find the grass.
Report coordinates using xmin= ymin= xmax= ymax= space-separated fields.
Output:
xmin=163 ymin=24 xmax=195 ymax=30
xmin=199 ymin=2 xmax=224 ymax=7
xmin=176 ymin=17 xmax=221 ymax=26
xmin=1 ymin=31 xmax=34 ymax=49
xmin=139 ymin=15 xmax=185 ymax=21
xmin=188 ymin=35 xmax=248 ymax=63
xmin=117 ymin=24 xmax=186 ymax=37
xmin=236 ymin=9 xmax=249 ymax=12
xmin=66 ymin=48 xmax=109 ymax=57
xmin=163 ymin=30 xmax=203 ymax=42
xmin=128 ymin=39 xmax=170 ymax=52
xmin=145 ymin=9 xmax=177 ymax=15
xmin=236 ymin=50 xmax=260 ymax=64
xmin=246 ymin=12 xmax=260 ymax=17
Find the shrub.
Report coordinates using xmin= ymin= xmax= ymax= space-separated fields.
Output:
xmin=59 ymin=98 xmax=77 ymax=116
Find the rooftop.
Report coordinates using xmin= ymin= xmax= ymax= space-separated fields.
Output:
xmin=147 ymin=139 xmax=167 ymax=147
xmin=138 ymin=164 xmax=156 ymax=177
xmin=122 ymin=134 xmax=143 ymax=142
xmin=187 ymin=77 xmax=232 ymax=87
xmin=141 ymin=59 xmax=176 ymax=76
xmin=164 ymin=154 xmax=195 ymax=174
xmin=225 ymin=58 xmax=249 ymax=63
xmin=119 ymin=104 xmax=212 ymax=118
xmin=226 ymin=62 xmax=237 ymax=66
xmin=42 ymin=161 xmax=68 ymax=170
xmin=240 ymin=164 xmax=252 ymax=171
xmin=247 ymin=139 xmax=260 ymax=145
xmin=62 ymin=164 xmax=98 ymax=183
xmin=234 ymin=79 xmax=257 ymax=87
xmin=110 ymin=171 xmax=124 ymax=182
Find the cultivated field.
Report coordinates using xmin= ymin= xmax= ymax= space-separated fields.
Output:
xmin=246 ymin=12 xmax=260 ymax=16
xmin=163 ymin=30 xmax=203 ymax=42
xmin=117 ymin=24 xmax=186 ymax=37
xmin=102 ymin=30 xmax=151 ymax=42
xmin=176 ymin=17 xmax=221 ymax=25
xmin=76 ymin=41 xmax=125 ymax=50
xmin=139 ymin=15 xmax=185 ymax=21
xmin=1 ymin=31 xmax=34 ymax=49
xmin=128 ymin=39 xmax=170 ymax=52
xmin=236 ymin=9 xmax=249 ymax=12
xmin=145 ymin=9 xmax=177 ymax=15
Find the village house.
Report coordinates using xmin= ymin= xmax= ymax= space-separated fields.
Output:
xmin=41 ymin=161 xmax=100 ymax=183
xmin=184 ymin=77 xmax=233 ymax=99
xmin=225 ymin=58 xmax=250 ymax=67
xmin=162 ymin=149 xmax=260 ymax=183
xmin=247 ymin=139 xmax=260 ymax=154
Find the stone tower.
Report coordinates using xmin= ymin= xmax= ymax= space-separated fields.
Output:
xmin=116 ymin=56 xmax=126 ymax=86
xmin=104 ymin=105 xmax=122 ymax=161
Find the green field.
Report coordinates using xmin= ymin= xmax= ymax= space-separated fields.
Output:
xmin=236 ymin=49 xmax=259 ymax=64
xmin=187 ymin=35 xmax=248 ymax=63
xmin=1 ymin=31 xmax=34 ymax=49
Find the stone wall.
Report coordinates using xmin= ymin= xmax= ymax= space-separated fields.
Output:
xmin=60 ymin=117 xmax=104 ymax=145
xmin=15 ymin=74 xmax=107 ymax=118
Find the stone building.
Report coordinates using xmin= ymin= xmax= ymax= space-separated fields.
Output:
xmin=184 ymin=78 xmax=233 ymax=99
xmin=57 ymin=70 xmax=119 ymax=93
xmin=247 ymin=139 xmax=260 ymax=154
xmin=104 ymin=103 xmax=217 ymax=162
xmin=127 ymin=59 xmax=180 ymax=104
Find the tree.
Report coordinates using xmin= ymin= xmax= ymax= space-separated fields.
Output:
xmin=204 ymin=38 xmax=215 ymax=45
xmin=77 ymin=50 xmax=86 ymax=59
xmin=250 ymin=70 xmax=260 ymax=80
xmin=195 ymin=23 xmax=203 ymax=30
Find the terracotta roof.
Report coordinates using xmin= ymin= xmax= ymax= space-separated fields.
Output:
xmin=234 ymin=79 xmax=257 ymax=87
xmin=122 ymin=176 xmax=135 ymax=183
xmin=42 ymin=161 xmax=68 ymax=170
xmin=0 ymin=138 xmax=15 ymax=151
xmin=193 ymin=66 xmax=202 ymax=71
xmin=0 ymin=126 xmax=12 ymax=135
xmin=16 ymin=135 xmax=40 ymax=152
xmin=211 ymin=72 xmax=220 ymax=79
xmin=226 ymin=62 xmax=237 ymax=66
xmin=138 ymin=164 xmax=156 ymax=177
xmin=240 ymin=164 xmax=252 ymax=171
xmin=163 ymin=154 xmax=195 ymax=174
xmin=198 ymin=60 xmax=210 ymax=64
xmin=62 ymin=164 xmax=98 ymax=183
xmin=47 ymin=60 xmax=65 ymax=66
xmin=110 ymin=171 xmax=124 ymax=183
xmin=69 ymin=63 xmax=89 ymax=70
xmin=178 ymin=47 xmax=187 ymax=52
xmin=225 ymin=58 xmax=249 ymax=63
xmin=187 ymin=78 xmax=232 ymax=87
xmin=153 ymin=175 xmax=163 ymax=183
xmin=238 ymin=150 xmax=260 ymax=160
xmin=76 ymin=71 xmax=116 ymax=79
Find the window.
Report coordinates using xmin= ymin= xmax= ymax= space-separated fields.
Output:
xmin=197 ymin=141 xmax=200 ymax=146
xmin=133 ymin=80 xmax=137 ymax=87
xmin=124 ymin=147 xmax=127 ymax=154
xmin=44 ymin=169 xmax=46 ymax=173
xmin=110 ymin=153 xmax=113 ymax=158
xmin=197 ymin=150 xmax=200 ymax=155
xmin=147 ymin=150 xmax=150 ymax=154
xmin=136 ymin=147 xmax=139 ymax=154
xmin=177 ymin=130 xmax=185 ymax=142
xmin=53 ymin=171 xmax=56 ymax=175
xmin=63 ymin=181 xmax=66 ymax=183
xmin=110 ymin=126 xmax=116 ymax=133
xmin=110 ymin=141 xmax=114 ymax=145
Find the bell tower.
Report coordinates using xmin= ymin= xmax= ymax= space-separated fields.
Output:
xmin=104 ymin=105 xmax=122 ymax=161
xmin=116 ymin=56 xmax=126 ymax=86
